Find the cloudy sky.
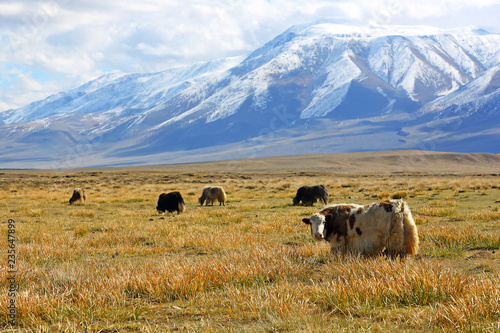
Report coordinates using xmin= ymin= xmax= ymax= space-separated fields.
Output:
xmin=1 ymin=0 xmax=500 ymax=112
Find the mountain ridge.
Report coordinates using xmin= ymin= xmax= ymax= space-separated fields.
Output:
xmin=1 ymin=21 xmax=500 ymax=168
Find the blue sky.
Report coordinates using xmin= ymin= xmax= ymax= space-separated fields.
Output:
xmin=1 ymin=0 xmax=500 ymax=112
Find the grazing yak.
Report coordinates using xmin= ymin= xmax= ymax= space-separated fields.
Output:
xmin=69 ymin=188 xmax=86 ymax=205
xmin=198 ymin=186 xmax=227 ymax=206
xmin=302 ymin=200 xmax=419 ymax=258
xmin=156 ymin=191 xmax=186 ymax=215
xmin=293 ymin=185 xmax=329 ymax=206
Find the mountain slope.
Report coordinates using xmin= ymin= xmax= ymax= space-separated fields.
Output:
xmin=1 ymin=21 xmax=499 ymax=168
xmin=406 ymin=65 xmax=500 ymax=152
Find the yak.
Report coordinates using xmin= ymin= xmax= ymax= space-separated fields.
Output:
xmin=69 ymin=188 xmax=86 ymax=205
xmin=156 ymin=191 xmax=186 ymax=215
xmin=198 ymin=186 xmax=227 ymax=206
xmin=302 ymin=200 xmax=419 ymax=258
xmin=293 ymin=185 xmax=328 ymax=206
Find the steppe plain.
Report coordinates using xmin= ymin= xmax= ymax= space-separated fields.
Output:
xmin=1 ymin=150 xmax=499 ymax=332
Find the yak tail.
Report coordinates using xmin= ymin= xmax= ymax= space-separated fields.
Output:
xmin=178 ymin=202 xmax=185 ymax=213
xmin=178 ymin=195 xmax=186 ymax=213
xmin=402 ymin=201 xmax=419 ymax=255
xmin=219 ymin=188 xmax=227 ymax=204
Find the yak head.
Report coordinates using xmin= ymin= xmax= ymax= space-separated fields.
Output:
xmin=302 ymin=213 xmax=326 ymax=241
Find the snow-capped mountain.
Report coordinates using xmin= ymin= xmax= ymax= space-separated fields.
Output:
xmin=1 ymin=21 xmax=500 ymax=168
xmin=0 ymin=56 xmax=243 ymax=125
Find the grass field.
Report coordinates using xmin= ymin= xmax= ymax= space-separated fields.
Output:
xmin=1 ymin=153 xmax=500 ymax=332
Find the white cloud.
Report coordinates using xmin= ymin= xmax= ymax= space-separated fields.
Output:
xmin=1 ymin=0 xmax=500 ymax=111
xmin=0 ymin=3 xmax=24 ymax=16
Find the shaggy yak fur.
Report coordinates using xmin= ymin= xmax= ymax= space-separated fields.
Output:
xmin=69 ymin=188 xmax=86 ymax=205
xmin=302 ymin=200 xmax=419 ymax=258
xmin=293 ymin=185 xmax=329 ymax=206
xmin=198 ymin=186 xmax=227 ymax=206
xmin=156 ymin=191 xmax=186 ymax=214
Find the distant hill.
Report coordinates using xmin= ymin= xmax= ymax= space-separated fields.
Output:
xmin=86 ymin=150 xmax=500 ymax=174
xmin=1 ymin=21 xmax=500 ymax=169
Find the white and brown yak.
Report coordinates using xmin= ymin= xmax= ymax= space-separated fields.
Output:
xmin=69 ymin=188 xmax=86 ymax=205
xmin=302 ymin=200 xmax=419 ymax=258
xmin=198 ymin=186 xmax=227 ymax=206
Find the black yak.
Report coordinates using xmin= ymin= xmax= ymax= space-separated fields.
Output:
xmin=156 ymin=191 xmax=186 ymax=214
xmin=292 ymin=185 xmax=328 ymax=206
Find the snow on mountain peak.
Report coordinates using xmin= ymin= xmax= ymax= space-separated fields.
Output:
xmin=288 ymin=20 xmax=496 ymax=40
xmin=2 ymin=21 xmax=500 ymax=168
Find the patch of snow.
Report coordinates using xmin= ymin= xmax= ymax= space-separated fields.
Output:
xmin=301 ymin=51 xmax=361 ymax=118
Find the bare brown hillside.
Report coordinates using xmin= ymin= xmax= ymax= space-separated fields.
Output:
xmin=98 ymin=150 xmax=500 ymax=174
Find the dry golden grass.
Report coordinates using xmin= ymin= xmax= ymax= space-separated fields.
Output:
xmin=0 ymin=163 xmax=499 ymax=332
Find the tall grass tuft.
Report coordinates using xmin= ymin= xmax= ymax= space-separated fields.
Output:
xmin=420 ymin=225 xmax=500 ymax=256
xmin=430 ymin=276 xmax=500 ymax=332
xmin=308 ymin=257 xmax=469 ymax=313
xmin=391 ymin=191 xmax=407 ymax=199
